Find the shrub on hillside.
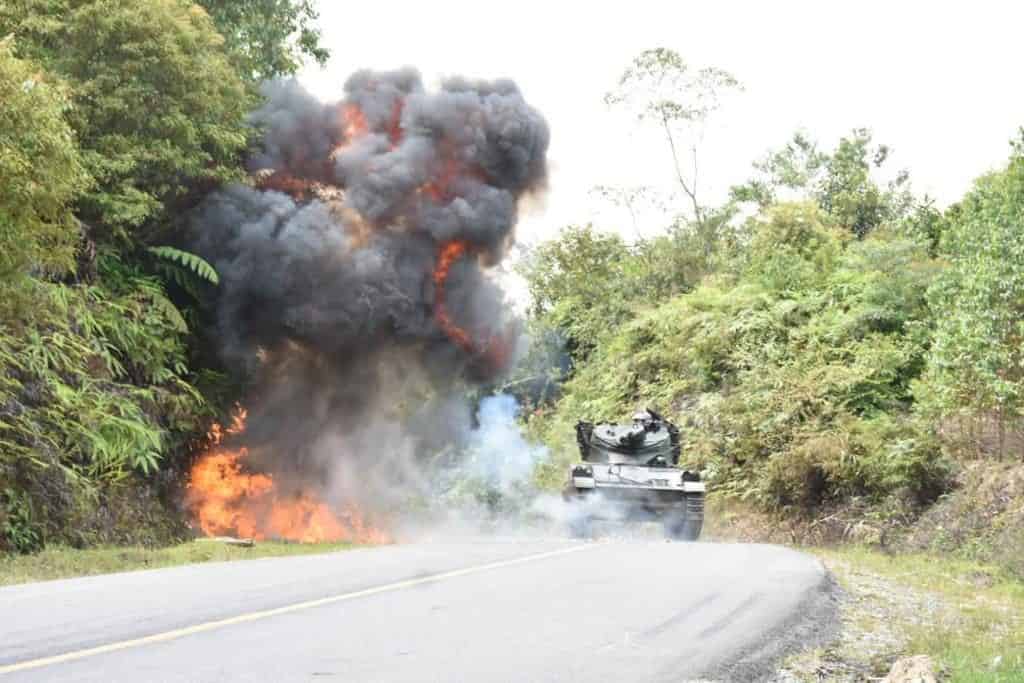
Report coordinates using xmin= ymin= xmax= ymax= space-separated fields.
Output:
xmin=0 ymin=266 xmax=207 ymax=551
xmin=916 ymin=141 xmax=1024 ymax=460
xmin=527 ymin=204 xmax=954 ymax=512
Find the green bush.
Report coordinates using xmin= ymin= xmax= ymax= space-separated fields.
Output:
xmin=0 ymin=39 xmax=90 ymax=287
xmin=1 ymin=0 xmax=252 ymax=242
xmin=525 ymin=204 xmax=954 ymax=512
xmin=2 ymin=488 xmax=42 ymax=553
xmin=0 ymin=269 xmax=207 ymax=549
xmin=916 ymin=143 xmax=1024 ymax=459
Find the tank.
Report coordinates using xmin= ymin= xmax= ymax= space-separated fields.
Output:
xmin=563 ymin=409 xmax=705 ymax=540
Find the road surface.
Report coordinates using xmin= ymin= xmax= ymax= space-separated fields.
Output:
xmin=0 ymin=539 xmax=835 ymax=682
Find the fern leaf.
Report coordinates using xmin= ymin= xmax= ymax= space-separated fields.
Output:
xmin=147 ymin=246 xmax=219 ymax=285
xmin=149 ymin=293 xmax=189 ymax=335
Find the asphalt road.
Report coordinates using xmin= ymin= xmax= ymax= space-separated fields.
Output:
xmin=0 ymin=538 xmax=835 ymax=682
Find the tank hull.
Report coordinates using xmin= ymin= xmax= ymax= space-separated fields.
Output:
xmin=563 ymin=463 xmax=705 ymax=539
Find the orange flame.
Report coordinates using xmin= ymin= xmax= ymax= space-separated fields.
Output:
xmin=432 ymin=240 xmax=516 ymax=375
xmin=433 ymin=240 xmax=474 ymax=353
xmin=256 ymin=170 xmax=316 ymax=199
xmin=330 ymin=104 xmax=371 ymax=159
xmin=420 ymin=156 xmax=462 ymax=202
xmin=342 ymin=103 xmax=369 ymax=140
xmin=187 ymin=408 xmax=391 ymax=544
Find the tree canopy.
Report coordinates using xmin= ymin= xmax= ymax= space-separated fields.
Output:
xmin=1 ymin=0 xmax=253 ymax=244
xmin=605 ymin=47 xmax=742 ymax=236
xmin=197 ymin=0 xmax=329 ymax=80
xmin=732 ymin=128 xmax=913 ymax=238
xmin=0 ymin=40 xmax=89 ymax=285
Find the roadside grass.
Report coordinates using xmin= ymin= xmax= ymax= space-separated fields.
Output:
xmin=816 ymin=546 xmax=1024 ymax=682
xmin=0 ymin=540 xmax=358 ymax=587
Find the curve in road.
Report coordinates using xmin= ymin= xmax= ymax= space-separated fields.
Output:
xmin=0 ymin=539 xmax=836 ymax=682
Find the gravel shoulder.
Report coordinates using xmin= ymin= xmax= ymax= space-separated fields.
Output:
xmin=771 ymin=547 xmax=1024 ymax=682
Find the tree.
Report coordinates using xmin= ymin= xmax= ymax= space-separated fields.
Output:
xmin=729 ymin=131 xmax=826 ymax=207
xmin=605 ymin=48 xmax=742 ymax=241
xmin=896 ymin=198 xmax=946 ymax=256
xmin=0 ymin=39 xmax=90 ymax=287
xmin=519 ymin=225 xmax=637 ymax=362
xmin=918 ymin=138 xmax=1024 ymax=459
xmin=820 ymin=130 xmax=912 ymax=238
xmin=517 ymin=222 xmax=709 ymax=369
xmin=1 ymin=0 xmax=253 ymax=244
xmin=630 ymin=226 xmax=709 ymax=300
xmin=732 ymin=129 xmax=912 ymax=239
xmin=196 ymin=0 xmax=329 ymax=80
xmin=745 ymin=202 xmax=844 ymax=293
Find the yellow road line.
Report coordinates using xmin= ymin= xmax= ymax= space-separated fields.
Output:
xmin=0 ymin=544 xmax=591 ymax=675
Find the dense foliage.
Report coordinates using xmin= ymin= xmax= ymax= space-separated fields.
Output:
xmin=917 ymin=137 xmax=1024 ymax=459
xmin=527 ymin=205 xmax=952 ymax=512
xmin=520 ymin=220 xmax=725 ymax=368
xmin=523 ymin=108 xmax=1024 ymax=519
xmin=1 ymin=0 xmax=254 ymax=243
xmin=0 ymin=42 xmax=89 ymax=287
xmin=0 ymin=270 xmax=206 ymax=551
xmin=732 ymin=128 xmax=913 ymax=239
xmin=197 ymin=0 xmax=328 ymax=80
xmin=0 ymin=0 xmax=327 ymax=552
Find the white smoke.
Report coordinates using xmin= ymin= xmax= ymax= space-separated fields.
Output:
xmin=462 ymin=394 xmax=546 ymax=491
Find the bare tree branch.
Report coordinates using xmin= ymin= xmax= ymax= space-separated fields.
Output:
xmin=606 ymin=48 xmax=742 ymax=237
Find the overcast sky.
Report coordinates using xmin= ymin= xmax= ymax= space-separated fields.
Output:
xmin=299 ymin=0 xmax=1024 ymax=245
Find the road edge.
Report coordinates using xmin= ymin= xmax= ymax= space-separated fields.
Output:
xmin=701 ymin=549 xmax=841 ymax=681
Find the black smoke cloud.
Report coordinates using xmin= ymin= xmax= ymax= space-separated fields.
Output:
xmin=191 ymin=69 xmax=549 ymax=505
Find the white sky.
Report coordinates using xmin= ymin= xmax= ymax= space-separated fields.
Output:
xmin=300 ymin=0 xmax=1024 ymax=245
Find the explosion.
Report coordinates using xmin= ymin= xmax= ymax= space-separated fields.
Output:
xmin=188 ymin=409 xmax=391 ymax=543
xmin=186 ymin=68 xmax=549 ymax=542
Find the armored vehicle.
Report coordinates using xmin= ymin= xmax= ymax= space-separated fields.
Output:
xmin=564 ymin=409 xmax=704 ymax=540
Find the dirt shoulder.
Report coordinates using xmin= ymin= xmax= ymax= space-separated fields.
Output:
xmin=773 ymin=547 xmax=1024 ymax=682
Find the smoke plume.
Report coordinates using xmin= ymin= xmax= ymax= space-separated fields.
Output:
xmin=187 ymin=69 xmax=550 ymax=538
